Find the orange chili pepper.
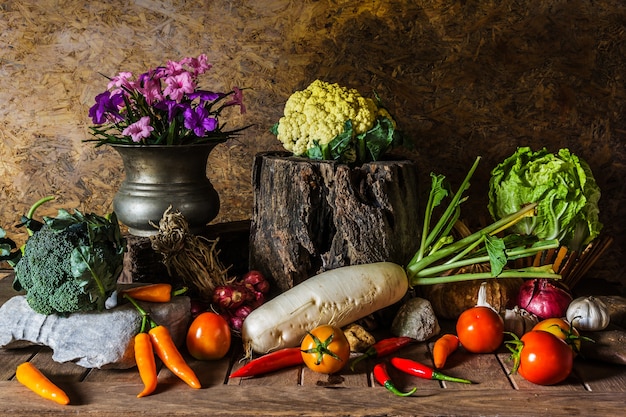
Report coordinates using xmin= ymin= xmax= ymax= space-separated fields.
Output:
xmin=433 ymin=333 xmax=460 ymax=369
xmin=134 ymin=330 xmax=158 ymax=398
xmin=124 ymin=293 xmax=201 ymax=390
xmin=149 ymin=324 xmax=201 ymax=389
xmin=121 ymin=283 xmax=187 ymax=303
xmin=15 ymin=362 xmax=70 ymax=405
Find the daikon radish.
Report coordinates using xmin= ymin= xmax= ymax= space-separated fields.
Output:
xmin=241 ymin=262 xmax=408 ymax=355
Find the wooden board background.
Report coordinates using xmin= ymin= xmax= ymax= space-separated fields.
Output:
xmin=1 ymin=0 xmax=624 ymax=289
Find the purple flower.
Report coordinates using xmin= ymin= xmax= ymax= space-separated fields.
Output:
xmin=89 ymin=91 xmax=124 ymax=124
xmin=122 ymin=116 xmax=154 ymax=142
xmin=155 ymin=99 xmax=187 ymax=122
xmin=184 ymin=106 xmax=217 ymax=137
xmin=224 ymin=87 xmax=246 ymax=114
xmin=189 ymin=90 xmax=221 ymax=103
xmin=163 ymin=72 xmax=195 ymax=102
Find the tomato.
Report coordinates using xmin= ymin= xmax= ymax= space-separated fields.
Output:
xmin=532 ymin=318 xmax=581 ymax=353
xmin=456 ymin=306 xmax=504 ymax=353
xmin=300 ymin=325 xmax=350 ymax=374
xmin=186 ymin=312 xmax=231 ymax=360
xmin=512 ymin=330 xmax=573 ymax=385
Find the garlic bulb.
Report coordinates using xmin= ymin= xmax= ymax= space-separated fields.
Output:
xmin=504 ymin=306 xmax=540 ymax=337
xmin=566 ymin=296 xmax=610 ymax=331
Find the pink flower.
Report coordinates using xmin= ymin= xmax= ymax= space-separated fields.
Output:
xmin=165 ymin=59 xmax=185 ymax=77
xmin=182 ymin=54 xmax=212 ymax=76
xmin=107 ymin=72 xmax=134 ymax=94
xmin=122 ymin=116 xmax=154 ymax=142
xmin=163 ymin=72 xmax=195 ymax=102
xmin=140 ymin=77 xmax=164 ymax=105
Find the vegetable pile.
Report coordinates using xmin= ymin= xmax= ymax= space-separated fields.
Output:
xmin=230 ymin=146 xmax=612 ymax=392
xmin=5 ymin=196 xmax=125 ymax=316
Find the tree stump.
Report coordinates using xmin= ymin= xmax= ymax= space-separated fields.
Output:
xmin=249 ymin=152 xmax=421 ymax=293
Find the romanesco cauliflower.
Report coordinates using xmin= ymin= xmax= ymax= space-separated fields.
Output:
xmin=273 ymin=79 xmax=400 ymax=164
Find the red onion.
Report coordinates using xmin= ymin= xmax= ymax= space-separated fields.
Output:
xmin=249 ymin=291 xmax=265 ymax=309
xmin=517 ymin=279 xmax=572 ymax=320
xmin=242 ymin=270 xmax=270 ymax=294
xmin=212 ymin=285 xmax=246 ymax=310
xmin=189 ymin=299 xmax=208 ymax=319
xmin=234 ymin=304 xmax=253 ymax=319
xmin=228 ymin=314 xmax=244 ymax=332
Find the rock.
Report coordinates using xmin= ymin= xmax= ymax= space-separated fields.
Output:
xmin=0 ymin=295 xmax=190 ymax=369
xmin=391 ymin=297 xmax=441 ymax=341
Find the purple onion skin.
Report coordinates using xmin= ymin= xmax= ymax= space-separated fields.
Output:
xmin=517 ymin=279 xmax=573 ymax=320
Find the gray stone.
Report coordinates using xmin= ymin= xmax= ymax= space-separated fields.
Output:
xmin=391 ymin=297 xmax=441 ymax=341
xmin=0 ymin=295 xmax=190 ymax=369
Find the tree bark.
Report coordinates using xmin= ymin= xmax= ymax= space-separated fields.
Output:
xmin=249 ymin=152 xmax=421 ymax=293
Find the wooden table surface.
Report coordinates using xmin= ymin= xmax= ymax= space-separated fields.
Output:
xmin=1 ymin=270 xmax=625 ymax=417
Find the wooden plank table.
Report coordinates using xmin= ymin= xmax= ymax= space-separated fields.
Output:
xmin=0 ymin=270 xmax=625 ymax=417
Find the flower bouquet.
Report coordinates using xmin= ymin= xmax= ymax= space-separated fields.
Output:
xmin=87 ymin=54 xmax=249 ymax=146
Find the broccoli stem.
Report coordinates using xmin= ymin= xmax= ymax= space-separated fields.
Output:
xmin=25 ymin=196 xmax=55 ymax=236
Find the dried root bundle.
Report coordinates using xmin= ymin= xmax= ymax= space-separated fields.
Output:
xmin=150 ymin=206 xmax=230 ymax=301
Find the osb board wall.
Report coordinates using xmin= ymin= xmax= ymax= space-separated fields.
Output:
xmin=1 ymin=1 xmax=625 ymax=288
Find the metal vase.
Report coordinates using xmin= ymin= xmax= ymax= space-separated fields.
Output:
xmin=111 ymin=143 xmax=220 ymax=236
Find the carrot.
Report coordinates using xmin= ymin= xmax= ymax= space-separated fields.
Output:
xmin=124 ymin=293 xmax=201 ymax=389
xmin=134 ymin=331 xmax=158 ymax=398
xmin=121 ymin=283 xmax=187 ymax=303
xmin=15 ymin=362 xmax=70 ymax=405
xmin=432 ymin=334 xmax=460 ymax=369
xmin=149 ymin=325 xmax=201 ymax=389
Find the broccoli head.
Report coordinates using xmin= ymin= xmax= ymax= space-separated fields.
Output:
xmin=12 ymin=208 xmax=126 ymax=316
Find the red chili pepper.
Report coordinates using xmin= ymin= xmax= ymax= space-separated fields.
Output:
xmin=229 ymin=347 xmax=304 ymax=378
xmin=373 ymin=363 xmax=417 ymax=397
xmin=349 ymin=337 xmax=415 ymax=371
xmin=390 ymin=357 xmax=472 ymax=384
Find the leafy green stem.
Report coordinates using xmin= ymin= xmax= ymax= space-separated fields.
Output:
xmin=412 ymin=265 xmax=559 ymax=285
xmin=406 ymin=202 xmax=538 ymax=285
xmin=410 ymin=157 xmax=481 ymax=265
xmin=415 ymin=239 xmax=560 ymax=278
